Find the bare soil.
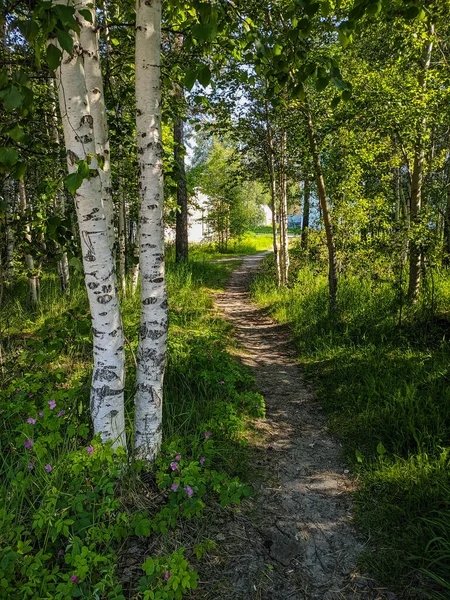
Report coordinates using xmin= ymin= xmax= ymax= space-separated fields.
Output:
xmin=211 ymin=253 xmax=396 ymax=600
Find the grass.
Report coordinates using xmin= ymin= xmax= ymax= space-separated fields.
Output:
xmin=0 ymin=255 xmax=264 ymax=598
xmin=166 ymin=232 xmax=273 ymax=262
xmin=251 ymin=247 xmax=450 ymax=597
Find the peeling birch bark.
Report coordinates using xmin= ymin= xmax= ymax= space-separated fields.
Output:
xmin=78 ymin=0 xmax=115 ymax=254
xmin=52 ymin=1 xmax=126 ymax=450
xmin=134 ymin=0 xmax=168 ymax=461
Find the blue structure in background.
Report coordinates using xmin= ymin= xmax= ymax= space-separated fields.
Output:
xmin=288 ymin=215 xmax=302 ymax=229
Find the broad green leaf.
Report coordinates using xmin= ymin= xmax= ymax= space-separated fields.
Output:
xmin=78 ymin=9 xmax=93 ymax=22
xmin=0 ymin=85 xmax=23 ymax=111
xmin=377 ymin=442 xmax=386 ymax=456
xmin=47 ymin=44 xmax=63 ymax=71
xmin=184 ymin=68 xmax=198 ymax=91
xmin=18 ymin=19 xmax=39 ymax=43
xmin=192 ymin=23 xmax=217 ymax=42
xmin=64 ymin=172 xmax=83 ymax=194
xmin=56 ymin=29 xmax=74 ymax=54
xmin=68 ymin=256 xmax=83 ymax=272
xmin=0 ymin=147 xmax=19 ymax=167
xmin=14 ymin=162 xmax=27 ymax=180
xmin=316 ymin=76 xmax=329 ymax=92
xmin=0 ymin=69 xmax=8 ymax=88
xmin=77 ymin=160 xmax=90 ymax=178
xmin=197 ymin=65 xmax=211 ymax=88
xmin=7 ymin=124 xmax=26 ymax=142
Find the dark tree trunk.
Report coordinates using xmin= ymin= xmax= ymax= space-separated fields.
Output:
xmin=174 ymin=111 xmax=188 ymax=262
xmin=301 ymin=174 xmax=310 ymax=249
xmin=306 ymin=105 xmax=338 ymax=309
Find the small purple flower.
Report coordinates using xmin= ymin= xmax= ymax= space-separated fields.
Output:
xmin=38 ymin=411 xmax=44 ymax=418
xmin=24 ymin=439 xmax=34 ymax=450
xmin=170 ymin=461 xmax=178 ymax=471
xmin=48 ymin=400 xmax=56 ymax=410
xmin=171 ymin=482 xmax=179 ymax=492
xmin=204 ymin=431 xmax=211 ymax=439
xmin=44 ymin=464 xmax=52 ymax=473
xmin=57 ymin=410 xmax=65 ymax=418
xmin=87 ymin=445 xmax=94 ymax=455
xmin=27 ymin=462 xmax=35 ymax=470
xmin=27 ymin=418 xmax=36 ymax=425
xmin=175 ymin=454 xmax=182 ymax=461
xmin=71 ymin=575 xmax=78 ymax=583
xmin=184 ymin=485 xmax=194 ymax=498
xmin=219 ymin=381 xmax=225 ymax=385
xmin=58 ymin=549 xmax=64 ymax=557
xmin=164 ymin=572 xmax=170 ymax=580
xmin=200 ymin=456 xmax=205 ymax=466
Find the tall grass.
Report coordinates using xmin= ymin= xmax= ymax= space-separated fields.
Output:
xmin=251 ymin=253 xmax=450 ymax=595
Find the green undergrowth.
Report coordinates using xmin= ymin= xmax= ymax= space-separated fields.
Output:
xmin=251 ymin=246 xmax=450 ymax=598
xmin=0 ymin=258 xmax=264 ymax=599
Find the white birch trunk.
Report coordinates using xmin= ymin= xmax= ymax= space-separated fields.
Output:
xmin=134 ymin=0 xmax=168 ymax=461
xmin=118 ymin=176 xmax=126 ymax=296
xmin=52 ymin=3 xmax=126 ymax=450
xmin=78 ymin=0 xmax=115 ymax=254
xmin=131 ymin=244 xmax=139 ymax=295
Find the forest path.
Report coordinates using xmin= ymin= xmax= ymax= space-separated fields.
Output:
xmin=213 ymin=253 xmax=391 ymax=600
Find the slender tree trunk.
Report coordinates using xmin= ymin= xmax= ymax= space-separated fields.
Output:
xmin=49 ymin=78 xmax=70 ymax=293
xmin=301 ymin=174 xmax=310 ymax=249
xmin=53 ymin=2 xmax=126 ymax=450
xmin=407 ymin=24 xmax=434 ymax=303
xmin=174 ymin=99 xmax=188 ymax=262
xmin=443 ymin=159 xmax=450 ymax=266
xmin=79 ymin=0 xmax=115 ymax=254
xmin=4 ymin=179 xmax=15 ymax=284
xmin=131 ymin=244 xmax=139 ymax=294
xmin=265 ymin=101 xmax=281 ymax=286
xmin=18 ymin=180 xmax=38 ymax=306
xmin=135 ymin=0 xmax=168 ymax=461
xmin=306 ymin=105 xmax=338 ymax=308
xmin=118 ymin=178 xmax=127 ymax=296
xmin=279 ymin=130 xmax=289 ymax=285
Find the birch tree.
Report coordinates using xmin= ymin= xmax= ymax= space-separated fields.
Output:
xmin=134 ymin=0 xmax=168 ymax=460
xmin=52 ymin=0 xmax=126 ymax=450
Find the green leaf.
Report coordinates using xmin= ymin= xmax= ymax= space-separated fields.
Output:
xmin=7 ymin=124 xmax=26 ymax=142
xmin=316 ymin=76 xmax=329 ymax=92
xmin=56 ymin=29 xmax=73 ymax=54
xmin=197 ymin=65 xmax=211 ymax=88
xmin=68 ymin=256 xmax=83 ymax=272
xmin=47 ymin=43 xmax=63 ymax=71
xmin=14 ymin=162 xmax=26 ymax=180
xmin=111 ymin=38 xmax=120 ymax=46
xmin=78 ymin=9 xmax=93 ymax=22
xmin=273 ymin=43 xmax=283 ymax=56
xmin=331 ymin=96 xmax=341 ymax=109
xmin=377 ymin=442 xmax=386 ymax=456
xmin=404 ymin=5 xmax=421 ymax=19
xmin=366 ymin=2 xmax=382 ymax=17
xmin=141 ymin=557 xmax=155 ymax=575
xmin=355 ymin=449 xmax=364 ymax=463
xmin=342 ymin=89 xmax=352 ymax=102
xmin=0 ymin=85 xmax=23 ymax=111
xmin=0 ymin=147 xmax=19 ymax=167
xmin=184 ymin=68 xmax=198 ymax=91
xmin=18 ymin=19 xmax=40 ymax=43
xmin=191 ymin=23 xmax=217 ymax=42
xmin=64 ymin=172 xmax=83 ymax=194
xmin=77 ymin=160 xmax=90 ymax=179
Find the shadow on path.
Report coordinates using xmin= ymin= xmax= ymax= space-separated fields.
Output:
xmin=213 ymin=254 xmax=393 ymax=600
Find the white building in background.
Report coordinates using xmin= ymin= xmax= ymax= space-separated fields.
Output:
xmin=261 ymin=204 xmax=273 ymax=226
xmin=188 ymin=191 xmax=211 ymax=243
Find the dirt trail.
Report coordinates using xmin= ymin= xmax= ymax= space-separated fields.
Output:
xmin=213 ymin=254 xmax=393 ymax=600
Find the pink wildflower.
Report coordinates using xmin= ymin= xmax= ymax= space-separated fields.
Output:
xmin=200 ymin=456 xmax=205 ymax=466
xmin=27 ymin=417 xmax=36 ymax=425
xmin=184 ymin=485 xmax=194 ymax=498
xmin=170 ymin=461 xmax=178 ymax=471
xmin=71 ymin=575 xmax=78 ymax=583
xmin=24 ymin=439 xmax=34 ymax=449
xmin=44 ymin=464 xmax=52 ymax=473
xmin=175 ymin=454 xmax=182 ymax=461
xmin=39 ymin=411 xmax=44 ymax=418
xmin=48 ymin=400 xmax=56 ymax=410
xmin=57 ymin=410 xmax=65 ymax=418
xmin=27 ymin=462 xmax=34 ymax=470
xmin=219 ymin=381 xmax=225 ymax=385
xmin=171 ymin=482 xmax=179 ymax=492
xmin=164 ymin=572 xmax=170 ymax=580
xmin=87 ymin=445 xmax=94 ymax=455
xmin=204 ymin=431 xmax=211 ymax=439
